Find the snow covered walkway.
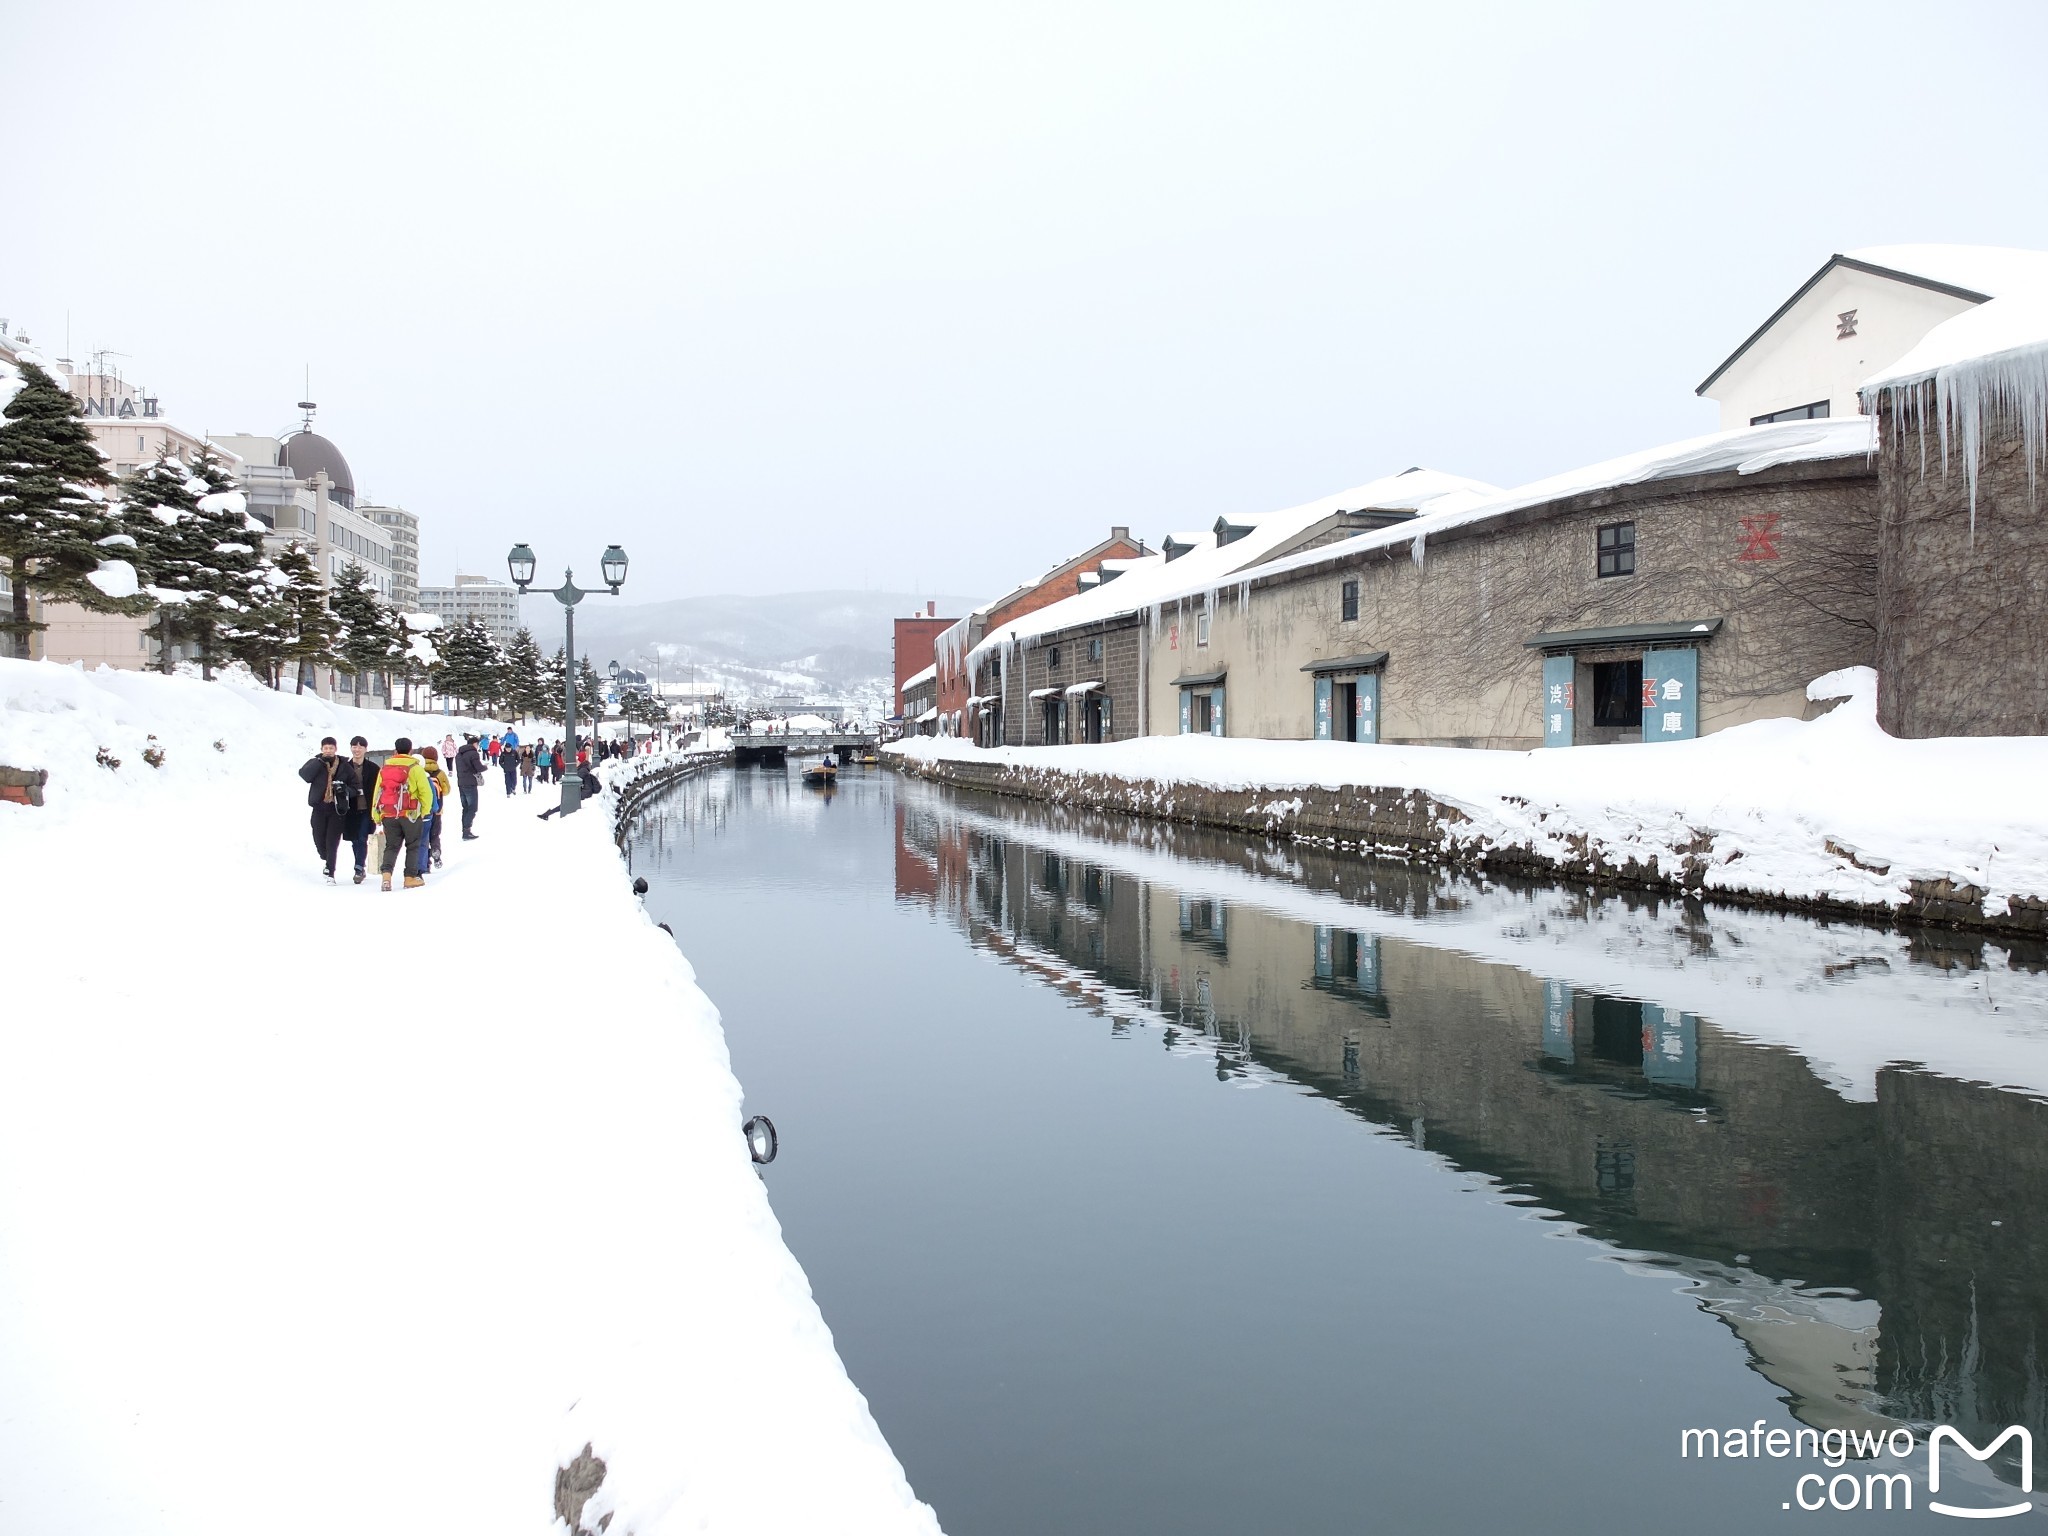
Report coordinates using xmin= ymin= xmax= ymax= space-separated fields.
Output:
xmin=892 ymin=668 xmax=2048 ymax=929
xmin=0 ymin=660 xmax=941 ymax=1536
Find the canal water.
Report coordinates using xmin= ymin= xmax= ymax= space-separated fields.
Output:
xmin=625 ymin=764 xmax=2048 ymax=1534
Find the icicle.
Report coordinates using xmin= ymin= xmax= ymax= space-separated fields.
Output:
xmin=1410 ymin=530 xmax=1426 ymax=568
xmin=1878 ymin=343 xmax=2048 ymax=546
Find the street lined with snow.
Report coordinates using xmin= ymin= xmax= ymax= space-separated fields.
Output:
xmin=0 ymin=660 xmax=941 ymax=1536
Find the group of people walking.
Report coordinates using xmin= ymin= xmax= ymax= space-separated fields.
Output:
xmin=297 ymin=727 xmax=609 ymax=892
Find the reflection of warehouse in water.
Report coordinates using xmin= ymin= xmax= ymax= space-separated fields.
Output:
xmin=893 ymin=790 xmax=2048 ymax=1458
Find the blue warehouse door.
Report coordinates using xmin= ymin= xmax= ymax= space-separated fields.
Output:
xmin=1641 ymin=648 xmax=1699 ymax=742
xmin=1542 ymin=655 xmax=1575 ymax=747
xmin=1314 ymin=676 xmax=1332 ymax=739
xmin=1357 ymin=673 xmax=1379 ymax=744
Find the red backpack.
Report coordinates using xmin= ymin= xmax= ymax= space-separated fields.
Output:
xmin=376 ymin=759 xmax=423 ymax=820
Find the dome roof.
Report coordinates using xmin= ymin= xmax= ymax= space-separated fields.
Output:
xmin=280 ymin=429 xmax=355 ymax=509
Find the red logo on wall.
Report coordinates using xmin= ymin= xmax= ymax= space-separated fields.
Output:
xmin=1738 ymin=513 xmax=1781 ymax=561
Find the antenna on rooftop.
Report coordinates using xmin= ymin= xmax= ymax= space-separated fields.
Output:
xmin=297 ymin=366 xmax=316 ymax=432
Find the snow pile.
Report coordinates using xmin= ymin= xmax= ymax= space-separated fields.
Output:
xmin=0 ymin=660 xmax=941 ymax=1536
xmin=890 ymin=666 xmax=2048 ymax=923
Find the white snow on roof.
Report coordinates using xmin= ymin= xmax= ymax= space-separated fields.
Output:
xmin=1862 ymin=283 xmax=2048 ymax=393
xmin=1231 ymin=417 xmax=1877 ymax=595
xmin=966 ymin=467 xmax=1500 ymax=667
xmin=902 ymin=663 xmax=936 ymax=689
xmin=1847 ymin=244 xmax=2048 ymax=301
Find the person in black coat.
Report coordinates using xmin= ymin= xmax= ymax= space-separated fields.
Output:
xmin=298 ymin=737 xmax=348 ymax=881
xmin=454 ymin=735 xmax=486 ymax=839
xmin=336 ymin=736 xmax=375 ymax=883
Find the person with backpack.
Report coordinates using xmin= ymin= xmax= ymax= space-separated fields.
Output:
xmin=499 ymin=738 xmax=520 ymax=798
xmin=418 ymin=745 xmax=453 ymax=877
xmin=298 ymin=737 xmax=348 ymax=883
xmin=371 ymin=736 xmax=434 ymax=892
xmin=454 ymin=734 xmax=486 ymax=839
xmin=535 ymin=741 xmax=553 ymax=784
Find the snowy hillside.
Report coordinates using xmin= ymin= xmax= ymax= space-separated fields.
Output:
xmin=0 ymin=660 xmax=942 ymax=1536
xmin=525 ymin=590 xmax=976 ymax=709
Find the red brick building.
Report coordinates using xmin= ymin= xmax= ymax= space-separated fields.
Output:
xmin=933 ymin=526 xmax=1149 ymax=730
xmin=893 ymin=603 xmax=958 ymax=717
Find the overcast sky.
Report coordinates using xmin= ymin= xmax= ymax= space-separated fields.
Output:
xmin=5 ymin=0 xmax=2046 ymax=605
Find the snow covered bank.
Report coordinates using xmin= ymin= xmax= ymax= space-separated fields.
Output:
xmin=889 ymin=668 xmax=2048 ymax=933
xmin=0 ymin=661 xmax=941 ymax=1536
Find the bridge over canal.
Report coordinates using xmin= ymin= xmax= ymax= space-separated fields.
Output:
xmin=732 ymin=730 xmax=879 ymax=767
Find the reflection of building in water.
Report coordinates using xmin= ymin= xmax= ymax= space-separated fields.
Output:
xmin=893 ymin=785 xmax=2048 ymax=1463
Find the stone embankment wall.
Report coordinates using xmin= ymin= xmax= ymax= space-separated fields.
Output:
xmin=890 ymin=752 xmax=2039 ymax=939
xmin=610 ymin=751 xmax=730 ymax=835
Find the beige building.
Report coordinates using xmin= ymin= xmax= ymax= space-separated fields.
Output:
xmin=418 ymin=573 xmax=523 ymax=647
xmin=364 ymin=504 xmax=421 ymax=611
xmin=1697 ymin=245 xmax=2048 ymax=429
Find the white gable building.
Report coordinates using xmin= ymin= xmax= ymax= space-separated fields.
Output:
xmin=1697 ymin=245 xmax=2048 ymax=429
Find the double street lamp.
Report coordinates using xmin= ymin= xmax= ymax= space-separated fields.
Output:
xmin=507 ymin=542 xmax=628 ymax=817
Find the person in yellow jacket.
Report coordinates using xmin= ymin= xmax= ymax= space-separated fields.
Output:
xmin=370 ymin=737 xmax=435 ymax=891
xmin=417 ymin=745 xmax=454 ymax=878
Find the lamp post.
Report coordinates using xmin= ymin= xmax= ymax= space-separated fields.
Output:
xmin=609 ymin=658 xmax=628 ymax=756
xmin=507 ymin=542 xmax=628 ymax=816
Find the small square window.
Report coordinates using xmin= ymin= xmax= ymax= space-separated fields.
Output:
xmin=1048 ymin=646 xmax=1061 ymax=669
xmin=1340 ymin=579 xmax=1359 ymax=622
xmin=1597 ymin=522 xmax=1635 ymax=579
xmin=1088 ymin=636 xmax=1102 ymax=663
xmin=1196 ymin=610 xmax=1211 ymax=646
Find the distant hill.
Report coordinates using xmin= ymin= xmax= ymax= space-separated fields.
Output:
xmin=528 ymin=590 xmax=976 ymax=710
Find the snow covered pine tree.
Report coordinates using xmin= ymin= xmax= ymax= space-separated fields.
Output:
xmin=0 ymin=360 xmax=139 ymax=659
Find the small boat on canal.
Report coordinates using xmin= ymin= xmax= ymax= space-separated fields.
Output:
xmin=802 ymin=760 xmax=838 ymax=787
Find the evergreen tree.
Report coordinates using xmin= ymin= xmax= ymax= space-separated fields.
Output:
xmin=623 ymin=685 xmax=671 ymax=731
xmin=237 ymin=540 xmax=337 ymax=691
xmin=0 ymin=361 xmax=129 ymax=658
xmin=394 ymin=611 xmax=440 ymax=711
xmin=500 ymin=626 xmax=548 ymax=721
xmin=119 ymin=451 xmax=207 ymax=672
xmin=578 ymin=653 xmax=606 ymax=743
xmin=332 ymin=561 xmax=401 ymax=706
xmin=431 ymin=613 xmax=503 ymax=715
xmin=540 ymin=645 xmax=570 ymax=726
xmin=169 ymin=447 xmax=272 ymax=680
xmin=279 ymin=542 xmax=341 ymax=693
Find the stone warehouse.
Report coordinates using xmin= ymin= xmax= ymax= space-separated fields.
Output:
xmin=966 ymin=468 xmax=1499 ymax=746
xmin=1146 ymin=423 xmax=1879 ymax=750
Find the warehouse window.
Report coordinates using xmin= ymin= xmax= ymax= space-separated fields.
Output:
xmin=1597 ymin=522 xmax=1635 ymax=579
xmin=1341 ymin=579 xmax=1359 ymax=622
